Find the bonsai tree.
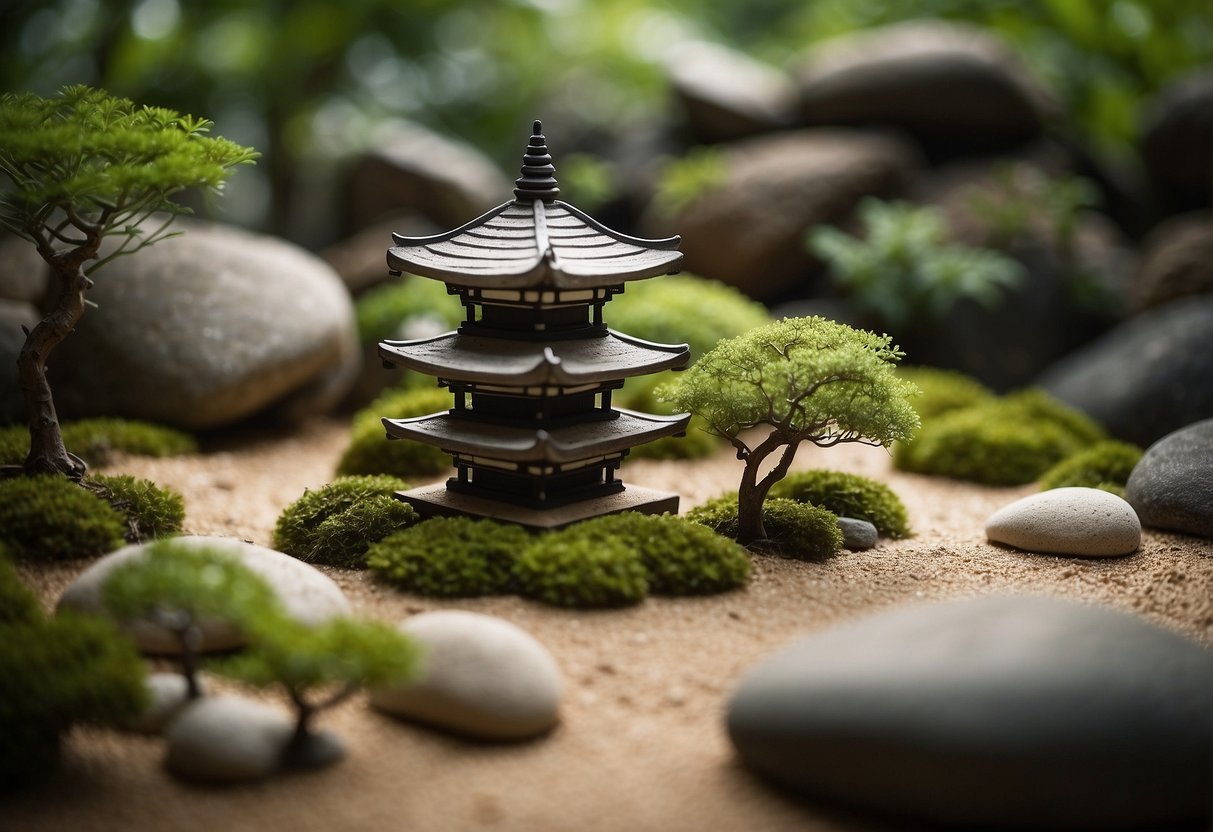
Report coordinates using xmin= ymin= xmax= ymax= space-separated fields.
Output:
xmin=102 ymin=541 xmax=281 ymax=700
xmin=0 ymin=85 xmax=257 ymax=479
xmin=659 ymin=317 xmax=920 ymax=543
xmin=215 ymin=616 xmax=420 ymax=768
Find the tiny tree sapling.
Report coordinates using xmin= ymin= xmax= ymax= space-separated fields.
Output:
xmin=659 ymin=317 xmax=919 ymax=543
xmin=0 ymin=86 xmax=257 ymax=478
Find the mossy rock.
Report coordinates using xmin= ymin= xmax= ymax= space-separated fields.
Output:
xmin=769 ymin=470 xmax=912 ymax=539
xmin=0 ymin=476 xmax=126 ymax=560
xmin=1039 ymin=440 xmax=1143 ymax=497
xmin=0 ymin=419 xmax=196 ymax=467
xmin=895 ymin=367 xmax=995 ymax=422
xmin=337 ymin=387 xmax=452 ymax=479
xmin=515 ymin=532 xmax=649 ymax=608
xmin=273 ymin=475 xmax=418 ymax=568
xmin=686 ymin=496 xmax=843 ymax=560
xmin=354 ymin=277 xmax=464 ymax=347
xmin=894 ymin=388 xmax=1107 ymax=486
xmin=84 ymin=474 xmax=185 ymax=543
xmin=565 ymin=512 xmax=749 ymax=595
xmin=368 ymin=516 xmax=530 ymax=597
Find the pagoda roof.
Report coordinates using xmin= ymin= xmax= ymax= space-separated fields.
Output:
xmin=382 ymin=408 xmax=690 ymax=464
xmin=379 ymin=329 xmax=689 ymax=386
xmin=387 ymin=122 xmax=683 ymax=289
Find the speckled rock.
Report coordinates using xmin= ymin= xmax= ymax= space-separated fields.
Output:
xmin=1126 ymin=419 xmax=1213 ymax=538
xmin=57 ymin=536 xmax=352 ymax=654
xmin=165 ymin=695 xmax=293 ymax=784
xmin=370 ymin=610 xmax=563 ymax=740
xmin=727 ymin=595 xmax=1213 ymax=829
xmin=836 ymin=517 xmax=877 ymax=551
xmin=985 ymin=487 xmax=1140 ymax=557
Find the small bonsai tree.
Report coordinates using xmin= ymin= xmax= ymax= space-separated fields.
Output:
xmin=102 ymin=541 xmax=281 ymax=700
xmin=0 ymin=85 xmax=256 ymax=479
xmin=659 ymin=317 xmax=920 ymax=543
xmin=215 ymin=616 xmax=420 ymax=768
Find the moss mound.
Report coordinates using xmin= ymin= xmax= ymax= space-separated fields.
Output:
xmin=337 ymin=386 xmax=452 ymax=478
xmin=0 ymin=556 xmax=41 ymax=625
xmin=1039 ymin=440 xmax=1143 ymax=497
xmin=895 ymin=367 xmax=995 ymax=421
xmin=354 ymin=277 xmax=464 ymax=347
xmin=567 ymin=512 xmax=749 ymax=595
xmin=515 ymin=533 xmax=649 ymax=608
xmin=687 ymin=495 xmax=843 ymax=560
xmin=0 ymin=476 xmax=126 ymax=560
xmin=894 ymin=389 xmax=1107 ymax=486
xmin=769 ymin=470 xmax=912 ymax=539
xmin=0 ymin=419 xmax=196 ymax=466
xmin=368 ymin=516 xmax=530 ymax=597
xmin=273 ymin=475 xmax=418 ymax=567
xmin=84 ymin=474 xmax=185 ymax=543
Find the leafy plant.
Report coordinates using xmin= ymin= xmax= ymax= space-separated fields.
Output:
xmin=0 ymin=85 xmax=256 ymax=478
xmin=515 ymin=533 xmax=649 ymax=608
xmin=84 ymin=474 xmax=186 ymax=543
xmin=272 ymin=475 xmax=416 ymax=567
xmin=809 ymin=198 xmax=1025 ymax=330
xmin=368 ymin=516 xmax=529 ymax=597
xmin=687 ymin=495 xmax=843 ymax=560
xmin=966 ymin=162 xmax=1100 ymax=253
xmin=1039 ymin=440 xmax=1142 ymax=497
xmin=659 ymin=317 xmax=919 ymax=543
xmin=0 ymin=474 xmax=126 ymax=560
xmin=337 ymin=386 xmax=453 ymax=478
xmin=770 ymin=469 xmax=912 ymax=539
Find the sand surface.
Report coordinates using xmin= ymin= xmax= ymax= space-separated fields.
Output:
xmin=6 ymin=417 xmax=1211 ymax=832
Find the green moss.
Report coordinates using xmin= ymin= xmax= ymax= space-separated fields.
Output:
xmin=354 ymin=277 xmax=464 ymax=347
xmin=338 ymin=386 xmax=452 ymax=479
xmin=895 ymin=367 xmax=995 ymax=421
xmin=565 ymin=513 xmax=749 ymax=595
xmin=0 ymin=476 xmax=126 ymax=560
xmin=894 ymin=389 xmax=1106 ymax=486
xmin=686 ymin=496 xmax=843 ymax=560
xmin=368 ymin=516 xmax=530 ymax=597
xmin=273 ymin=475 xmax=417 ymax=567
xmin=84 ymin=474 xmax=185 ymax=543
xmin=0 ymin=419 xmax=196 ymax=466
xmin=1039 ymin=440 xmax=1143 ymax=496
xmin=770 ymin=470 xmax=912 ymax=539
xmin=0 ymin=426 xmax=25 ymax=465
xmin=0 ymin=556 xmax=41 ymax=625
xmin=515 ymin=533 xmax=649 ymax=608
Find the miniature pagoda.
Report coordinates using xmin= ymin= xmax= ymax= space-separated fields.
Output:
xmin=378 ymin=120 xmax=691 ymax=528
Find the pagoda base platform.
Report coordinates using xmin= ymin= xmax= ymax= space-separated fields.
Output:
xmin=396 ymin=483 xmax=679 ymax=530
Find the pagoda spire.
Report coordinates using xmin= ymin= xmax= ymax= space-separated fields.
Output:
xmin=513 ymin=120 xmax=560 ymax=201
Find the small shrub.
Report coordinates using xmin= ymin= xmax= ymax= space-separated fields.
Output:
xmin=0 ymin=475 xmax=126 ymax=560
xmin=515 ymin=533 xmax=648 ymax=608
xmin=566 ymin=513 xmax=749 ymax=595
xmin=1 ymin=419 xmax=196 ymax=466
xmin=338 ymin=386 xmax=452 ymax=478
xmin=687 ymin=496 xmax=843 ymax=560
xmin=0 ymin=556 xmax=41 ymax=625
xmin=770 ymin=470 xmax=912 ymax=539
xmin=368 ymin=516 xmax=529 ymax=597
xmin=1039 ymin=440 xmax=1143 ymax=496
xmin=895 ymin=367 xmax=995 ymax=421
xmin=273 ymin=475 xmax=416 ymax=567
xmin=354 ymin=277 xmax=463 ymax=347
xmin=84 ymin=474 xmax=186 ymax=543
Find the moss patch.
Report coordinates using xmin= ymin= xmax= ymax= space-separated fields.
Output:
xmin=368 ymin=516 xmax=529 ymax=597
xmin=687 ymin=495 xmax=843 ymax=560
xmin=0 ymin=476 xmax=126 ymax=560
xmin=354 ymin=277 xmax=463 ymax=347
xmin=1039 ymin=440 xmax=1143 ymax=497
xmin=273 ymin=475 xmax=418 ymax=568
xmin=84 ymin=474 xmax=185 ymax=543
xmin=895 ymin=367 xmax=995 ymax=421
xmin=337 ymin=386 xmax=452 ymax=479
xmin=0 ymin=419 xmax=196 ymax=466
xmin=770 ymin=469 xmax=911 ymax=539
xmin=515 ymin=533 xmax=649 ymax=608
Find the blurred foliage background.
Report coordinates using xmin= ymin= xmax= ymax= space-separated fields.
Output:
xmin=3 ymin=0 xmax=1209 ymax=242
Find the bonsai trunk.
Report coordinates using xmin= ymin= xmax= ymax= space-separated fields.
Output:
xmin=736 ymin=436 xmax=801 ymax=545
xmin=176 ymin=623 xmax=203 ymax=700
xmin=18 ymin=253 xmax=93 ymax=479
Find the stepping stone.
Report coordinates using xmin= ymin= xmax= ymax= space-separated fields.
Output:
xmin=985 ymin=487 xmax=1140 ymax=557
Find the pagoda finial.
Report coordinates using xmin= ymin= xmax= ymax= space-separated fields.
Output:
xmin=513 ymin=119 xmax=560 ymax=201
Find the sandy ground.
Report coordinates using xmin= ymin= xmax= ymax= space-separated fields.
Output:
xmin=5 ymin=417 xmax=1212 ymax=832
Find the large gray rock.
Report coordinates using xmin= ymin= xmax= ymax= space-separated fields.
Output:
xmin=1038 ymin=296 xmax=1213 ymax=446
xmin=1130 ymin=213 xmax=1213 ymax=312
xmin=985 ymin=487 xmax=1140 ymax=557
xmin=57 ymin=535 xmax=352 ymax=654
xmin=1126 ymin=418 xmax=1213 ymax=538
xmin=793 ymin=22 xmax=1055 ymax=156
xmin=165 ymin=695 xmax=293 ymax=784
xmin=45 ymin=221 xmax=359 ymax=429
xmin=1140 ymin=70 xmax=1213 ymax=214
xmin=370 ymin=610 xmax=563 ymax=741
xmin=656 ymin=129 xmax=918 ymax=301
xmin=728 ymin=596 xmax=1213 ymax=829
xmin=666 ymin=41 xmax=798 ymax=143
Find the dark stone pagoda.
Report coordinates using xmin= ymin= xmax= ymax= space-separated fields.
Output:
xmin=378 ymin=121 xmax=691 ymax=528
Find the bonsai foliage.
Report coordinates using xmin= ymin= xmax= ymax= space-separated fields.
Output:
xmin=338 ymin=387 xmax=453 ymax=479
xmin=272 ymin=475 xmax=417 ymax=568
xmin=769 ymin=469 xmax=912 ymax=539
xmin=0 ymin=85 xmax=256 ymax=478
xmin=368 ymin=516 xmax=529 ymax=597
xmin=659 ymin=317 xmax=919 ymax=543
xmin=215 ymin=616 xmax=419 ymax=767
xmin=84 ymin=474 xmax=186 ymax=542
xmin=0 ymin=474 xmax=126 ymax=560
xmin=687 ymin=496 xmax=843 ymax=560
xmin=1039 ymin=440 xmax=1143 ymax=497
xmin=102 ymin=541 xmax=281 ymax=699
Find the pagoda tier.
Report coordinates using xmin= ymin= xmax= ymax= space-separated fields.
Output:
xmin=379 ymin=120 xmax=690 ymax=527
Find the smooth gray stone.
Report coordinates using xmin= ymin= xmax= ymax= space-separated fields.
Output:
xmin=985 ymin=487 xmax=1141 ymax=557
xmin=165 ymin=695 xmax=293 ymax=785
xmin=120 ymin=672 xmax=194 ymax=735
xmin=1126 ymin=418 xmax=1213 ymax=538
xmin=836 ymin=517 xmax=877 ymax=551
xmin=727 ymin=596 xmax=1213 ymax=829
